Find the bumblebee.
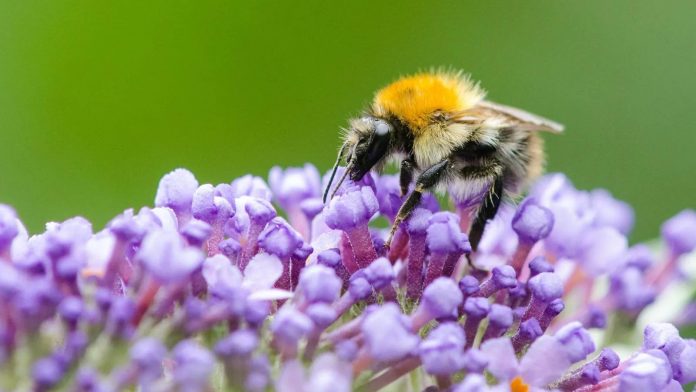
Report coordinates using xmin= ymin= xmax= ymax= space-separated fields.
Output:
xmin=324 ymin=70 xmax=563 ymax=251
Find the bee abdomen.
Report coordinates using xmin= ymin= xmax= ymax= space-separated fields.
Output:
xmin=453 ymin=141 xmax=497 ymax=161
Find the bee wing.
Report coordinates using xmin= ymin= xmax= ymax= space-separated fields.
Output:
xmin=472 ymin=100 xmax=564 ymax=133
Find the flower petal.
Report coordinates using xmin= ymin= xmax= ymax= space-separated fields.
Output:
xmin=243 ymin=253 xmax=283 ymax=291
xmin=519 ymin=335 xmax=572 ymax=387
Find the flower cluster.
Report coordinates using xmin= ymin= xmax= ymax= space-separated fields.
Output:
xmin=0 ymin=165 xmax=694 ymax=392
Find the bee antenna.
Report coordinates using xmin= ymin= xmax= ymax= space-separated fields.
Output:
xmin=323 ymin=142 xmax=349 ymax=203
xmin=327 ymin=161 xmax=353 ymax=202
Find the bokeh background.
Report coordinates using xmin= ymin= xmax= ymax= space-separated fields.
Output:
xmin=1 ymin=1 xmax=694 ymax=240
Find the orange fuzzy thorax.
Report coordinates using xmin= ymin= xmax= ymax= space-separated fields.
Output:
xmin=373 ymin=71 xmax=484 ymax=132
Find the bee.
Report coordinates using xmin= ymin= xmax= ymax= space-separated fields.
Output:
xmin=323 ymin=70 xmax=563 ymax=252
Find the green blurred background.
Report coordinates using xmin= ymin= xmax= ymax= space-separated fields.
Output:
xmin=0 ymin=1 xmax=694 ymax=240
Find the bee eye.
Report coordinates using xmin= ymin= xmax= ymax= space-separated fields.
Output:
xmin=348 ymin=118 xmax=392 ymax=181
xmin=374 ymin=119 xmax=391 ymax=136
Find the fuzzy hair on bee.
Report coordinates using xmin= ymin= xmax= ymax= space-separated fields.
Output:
xmin=324 ymin=70 xmax=563 ymax=252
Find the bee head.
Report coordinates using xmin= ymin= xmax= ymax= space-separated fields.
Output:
xmin=323 ymin=116 xmax=393 ymax=202
xmin=347 ymin=116 xmax=393 ymax=181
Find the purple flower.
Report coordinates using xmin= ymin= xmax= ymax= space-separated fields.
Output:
xmin=300 ymin=198 xmax=324 ymax=221
xmin=413 ymin=277 xmax=463 ymax=328
xmin=105 ymin=296 xmax=135 ymax=338
xmin=598 ymin=348 xmax=621 ymax=371
xmin=215 ymin=329 xmax=259 ymax=358
xmin=458 ymin=275 xmax=480 ymax=296
xmin=234 ymin=197 xmax=277 ymax=268
xmin=577 ymin=226 xmax=628 ymax=276
xmin=324 ymin=186 xmax=379 ymax=231
xmin=484 ymin=304 xmax=513 ymax=339
xmin=154 ymin=168 xmax=199 ymax=215
xmin=362 ymin=257 xmax=395 ymax=290
xmin=0 ymin=261 xmax=24 ymax=299
xmin=243 ymin=253 xmax=284 ymax=291
xmin=531 ymin=174 xmax=593 ymax=258
xmin=661 ymin=209 xmax=696 ymax=256
xmin=218 ymin=237 xmax=241 ymax=259
xmin=426 ymin=212 xmax=470 ymax=254
xmin=464 ymin=297 xmax=491 ymax=319
xmin=316 ymin=248 xmax=341 ymax=268
xmin=32 ymin=356 xmax=64 ymax=389
xmin=246 ymin=355 xmax=271 ymax=392
xmin=462 ymin=297 xmax=491 ymax=347
xmin=480 ymin=335 xmax=572 ymax=387
xmin=269 ymin=164 xmax=322 ymax=208
xmin=306 ymin=353 xmax=352 ymax=392
xmin=462 ymin=349 xmax=488 ymax=374
xmin=362 ymin=303 xmax=419 ymax=362
xmin=609 ymin=266 xmax=656 ymax=311
xmin=375 ymin=175 xmax=439 ymax=221
xmin=623 ymin=244 xmax=655 ymax=271
xmin=258 ymin=218 xmax=304 ymax=260
xmin=324 ymin=186 xmax=379 ymax=269
xmin=528 ymin=272 xmax=563 ymax=302
xmin=322 ymin=166 xmax=377 ymax=198
xmin=454 ymin=374 xmax=489 ymax=392
xmin=348 ymin=274 xmax=372 ymax=300
xmin=478 ymin=265 xmax=517 ymax=297
xmin=242 ymin=197 xmax=277 ymax=229
xmin=44 ymin=217 xmax=92 ymax=259
xmin=0 ymin=204 xmax=19 ymax=252
xmin=643 ymin=323 xmax=696 ymax=383
xmin=335 ymin=340 xmax=359 ymax=362
xmin=1 ymin=164 xmax=695 ymax=391
xmin=191 ymin=184 xmax=235 ymax=224
xmin=269 ymin=164 xmax=322 ymax=239
xmin=130 ymin=338 xmax=167 ymax=383
xmin=16 ymin=278 xmax=62 ymax=330
xmin=202 ymin=255 xmax=243 ymax=296
xmin=297 ymin=264 xmax=342 ymax=303
xmin=74 ymin=367 xmax=107 ymax=392
xmin=524 ymin=272 xmax=563 ymax=321
xmin=555 ymin=362 xmax=600 ymax=391
xmin=57 ymin=296 xmax=84 ymax=327
xmin=407 ymin=207 xmax=432 ymax=236
xmin=512 ymin=197 xmax=554 ymax=243
xmin=554 ymin=321 xmax=595 ymax=362
xmin=584 ymin=306 xmax=607 ymax=329
xmin=528 ymin=256 xmax=554 ymax=276
xmin=136 ymin=229 xmax=204 ymax=283
xmin=512 ymin=318 xmax=543 ymax=351
xmin=271 ymin=307 xmax=314 ymax=346
xmin=306 ymin=303 xmax=337 ymax=329
xmin=540 ymin=299 xmax=565 ymax=330
xmin=172 ymin=340 xmax=215 ymax=390
xmin=181 ymin=218 xmax=213 ymax=246
xmin=620 ymin=350 xmax=674 ymax=391
xmin=244 ymin=299 xmax=271 ymax=326
xmin=229 ymin=174 xmax=273 ymax=201
xmin=674 ymin=340 xmax=696 ymax=384
xmin=374 ymin=175 xmax=403 ymax=220
xmin=589 ymin=189 xmax=635 ymax=235
xmin=419 ymin=323 xmax=466 ymax=375
xmin=405 ymin=207 xmax=433 ymax=298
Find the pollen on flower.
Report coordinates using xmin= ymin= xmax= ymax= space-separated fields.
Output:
xmin=80 ymin=266 xmax=105 ymax=279
xmin=510 ymin=376 xmax=530 ymax=392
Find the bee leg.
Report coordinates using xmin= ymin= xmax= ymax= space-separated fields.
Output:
xmin=386 ymin=159 xmax=449 ymax=248
xmin=399 ymin=158 xmax=415 ymax=197
xmin=468 ymin=176 xmax=504 ymax=253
